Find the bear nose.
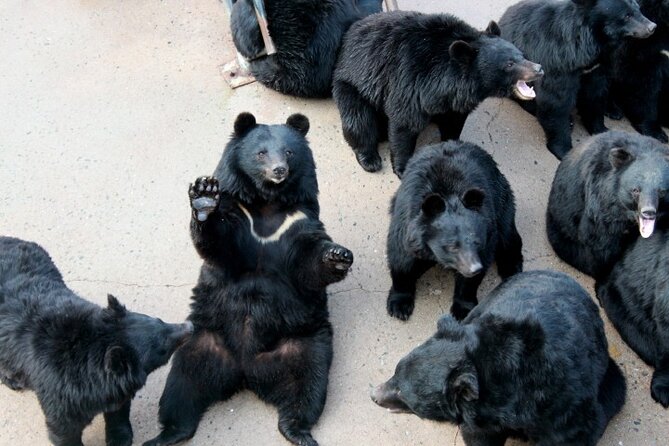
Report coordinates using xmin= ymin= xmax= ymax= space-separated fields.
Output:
xmin=641 ymin=208 xmax=656 ymax=219
xmin=273 ymin=166 xmax=287 ymax=176
xmin=533 ymin=63 xmax=543 ymax=75
xmin=648 ymin=21 xmax=657 ymax=34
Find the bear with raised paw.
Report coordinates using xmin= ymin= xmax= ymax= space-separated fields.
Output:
xmin=499 ymin=0 xmax=656 ymax=159
xmin=386 ymin=141 xmax=522 ymax=321
xmin=373 ymin=270 xmax=626 ymax=446
xmin=333 ymin=11 xmax=543 ymax=177
xmin=546 ymin=130 xmax=669 ymax=279
xmin=596 ymin=231 xmax=669 ymax=407
xmin=144 ymin=113 xmax=353 ymax=446
xmin=0 ymin=236 xmax=193 ymax=446
xmin=230 ymin=0 xmax=382 ymax=98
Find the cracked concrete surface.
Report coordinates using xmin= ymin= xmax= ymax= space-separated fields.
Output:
xmin=0 ymin=0 xmax=667 ymax=445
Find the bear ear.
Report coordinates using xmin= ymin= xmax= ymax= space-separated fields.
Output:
xmin=421 ymin=193 xmax=446 ymax=217
xmin=485 ymin=21 xmax=501 ymax=37
xmin=106 ymin=294 xmax=127 ymax=318
xmin=104 ymin=345 xmax=130 ymax=375
xmin=286 ymin=113 xmax=310 ymax=136
xmin=449 ymin=41 xmax=476 ymax=65
xmin=462 ymin=188 xmax=485 ymax=210
xmin=448 ymin=369 xmax=479 ymax=402
xmin=609 ymin=147 xmax=634 ymax=168
xmin=233 ymin=112 xmax=257 ymax=137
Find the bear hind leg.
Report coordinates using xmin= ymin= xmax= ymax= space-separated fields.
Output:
xmin=495 ymin=222 xmax=523 ymax=279
xmin=104 ymin=400 xmax=133 ymax=446
xmin=432 ymin=111 xmax=468 ymax=141
xmin=144 ymin=331 xmax=243 ymax=446
xmin=333 ymin=80 xmax=382 ymax=172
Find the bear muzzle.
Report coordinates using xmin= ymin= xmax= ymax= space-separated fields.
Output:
xmin=371 ymin=383 xmax=412 ymax=414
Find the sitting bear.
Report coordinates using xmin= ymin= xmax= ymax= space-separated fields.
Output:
xmin=546 ymin=131 xmax=669 ymax=279
xmin=144 ymin=113 xmax=353 ymax=446
xmin=608 ymin=0 xmax=669 ymax=142
xmin=332 ymin=11 xmax=543 ymax=177
xmin=596 ymin=232 xmax=669 ymax=407
xmin=499 ymin=0 xmax=656 ymax=159
xmin=373 ymin=270 xmax=626 ymax=446
xmin=230 ymin=0 xmax=382 ymax=98
xmin=386 ymin=141 xmax=523 ymax=321
xmin=0 ymin=236 xmax=193 ymax=446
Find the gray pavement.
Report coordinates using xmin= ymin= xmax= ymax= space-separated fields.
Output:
xmin=0 ymin=0 xmax=666 ymax=445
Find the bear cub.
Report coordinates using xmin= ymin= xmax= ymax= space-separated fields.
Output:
xmin=386 ymin=141 xmax=523 ymax=321
xmin=596 ymin=232 xmax=669 ymax=407
xmin=145 ymin=113 xmax=353 ymax=446
xmin=0 ymin=236 xmax=193 ymax=446
xmin=373 ymin=270 xmax=626 ymax=446
xmin=333 ymin=11 xmax=543 ymax=177
xmin=230 ymin=0 xmax=382 ymax=98
xmin=499 ymin=0 xmax=656 ymax=159
xmin=546 ymin=130 xmax=669 ymax=279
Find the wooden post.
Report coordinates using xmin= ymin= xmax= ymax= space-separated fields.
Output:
xmin=384 ymin=0 xmax=399 ymax=11
xmin=252 ymin=0 xmax=277 ymax=55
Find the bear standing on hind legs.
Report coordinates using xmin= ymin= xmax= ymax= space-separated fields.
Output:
xmin=499 ymin=0 xmax=656 ymax=159
xmin=333 ymin=11 xmax=543 ymax=177
xmin=144 ymin=113 xmax=354 ymax=446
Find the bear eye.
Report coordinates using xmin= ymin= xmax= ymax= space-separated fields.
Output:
xmin=659 ymin=189 xmax=667 ymax=198
xmin=257 ymin=150 xmax=267 ymax=159
xmin=625 ymin=13 xmax=632 ymax=19
xmin=506 ymin=61 xmax=514 ymax=68
xmin=631 ymin=187 xmax=640 ymax=197
xmin=285 ymin=149 xmax=294 ymax=157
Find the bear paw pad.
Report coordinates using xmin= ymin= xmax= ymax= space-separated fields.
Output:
xmin=387 ymin=292 xmax=415 ymax=321
xmin=189 ymin=176 xmax=220 ymax=222
xmin=323 ymin=246 xmax=354 ymax=271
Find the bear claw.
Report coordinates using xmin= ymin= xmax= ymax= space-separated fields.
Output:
xmin=189 ymin=177 xmax=220 ymax=222
xmin=355 ymin=151 xmax=382 ymax=173
xmin=323 ymin=246 xmax=354 ymax=271
xmin=651 ymin=371 xmax=669 ymax=408
xmin=387 ymin=291 xmax=415 ymax=321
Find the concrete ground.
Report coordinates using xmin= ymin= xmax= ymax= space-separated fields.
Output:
xmin=0 ymin=0 xmax=666 ymax=444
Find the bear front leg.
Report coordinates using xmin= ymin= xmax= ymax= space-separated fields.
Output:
xmin=45 ymin=416 xmax=87 ymax=446
xmin=432 ymin=111 xmax=468 ymax=141
xmin=535 ymin=73 xmax=579 ymax=160
xmin=320 ymin=243 xmax=354 ymax=286
xmin=460 ymin=426 xmax=508 ymax=446
xmin=387 ymin=260 xmax=433 ymax=321
xmin=495 ymin=221 xmax=523 ymax=280
xmin=388 ymin=123 xmax=419 ymax=178
xmin=333 ymin=80 xmax=383 ymax=172
xmin=621 ymin=79 xmax=668 ymax=143
xmin=452 ymin=272 xmax=485 ymax=321
xmin=651 ymin=303 xmax=669 ymax=407
xmin=577 ymin=67 xmax=609 ymax=135
xmin=104 ymin=400 xmax=133 ymax=446
xmin=290 ymin=235 xmax=354 ymax=290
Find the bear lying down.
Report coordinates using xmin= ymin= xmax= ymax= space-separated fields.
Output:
xmin=0 ymin=236 xmax=193 ymax=446
xmin=373 ymin=270 xmax=625 ymax=446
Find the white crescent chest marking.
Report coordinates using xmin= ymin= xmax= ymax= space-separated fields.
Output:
xmin=662 ymin=50 xmax=669 ymax=60
xmin=237 ymin=203 xmax=307 ymax=244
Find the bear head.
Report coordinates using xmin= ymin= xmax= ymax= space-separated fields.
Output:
xmin=102 ymin=295 xmax=194 ymax=377
xmin=449 ymin=21 xmax=544 ymax=101
xmin=578 ymin=0 xmax=656 ymax=41
xmin=371 ymin=314 xmax=478 ymax=423
xmin=220 ymin=112 xmax=318 ymax=206
xmin=406 ymin=188 xmax=491 ymax=278
xmin=599 ymin=133 xmax=669 ymax=239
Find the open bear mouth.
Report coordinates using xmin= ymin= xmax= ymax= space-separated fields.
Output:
xmin=638 ymin=214 xmax=656 ymax=238
xmin=513 ymin=80 xmax=536 ymax=100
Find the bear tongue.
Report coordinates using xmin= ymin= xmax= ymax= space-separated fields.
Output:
xmin=515 ymin=80 xmax=535 ymax=99
xmin=639 ymin=215 xmax=656 ymax=238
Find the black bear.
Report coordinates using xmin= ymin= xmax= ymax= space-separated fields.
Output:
xmin=230 ymin=0 xmax=382 ymax=98
xmin=608 ymin=0 xmax=669 ymax=142
xmin=499 ymin=0 xmax=656 ymax=159
xmin=596 ymin=232 xmax=669 ymax=407
xmin=0 ymin=236 xmax=193 ymax=446
xmin=546 ymin=130 xmax=669 ymax=279
xmin=373 ymin=270 xmax=626 ymax=446
xmin=386 ymin=141 xmax=523 ymax=321
xmin=144 ymin=113 xmax=354 ymax=446
xmin=332 ymin=11 xmax=543 ymax=177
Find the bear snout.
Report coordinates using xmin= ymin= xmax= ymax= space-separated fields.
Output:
xmin=628 ymin=18 xmax=656 ymax=39
xmin=371 ymin=383 xmax=410 ymax=413
xmin=266 ymin=163 xmax=289 ymax=183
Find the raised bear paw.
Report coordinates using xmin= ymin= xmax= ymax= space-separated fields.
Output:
xmin=450 ymin=300 xmax=476 ymax=321
xmin=651 ymin=370 xmax=669 ymax=408
xmin=386 ymin=290 xmax=415 ymax=321
xmin=189 ymin=176 xmax=220 ymax=222
xmin=323 ymin=245 xmax=354 ymax=272
xmin=355 ymin=150 xmax=383 ymax=173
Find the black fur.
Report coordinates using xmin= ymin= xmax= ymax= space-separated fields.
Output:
xmin=373 ymin=270 xmax=626 ymax=446
xmin=230 ymin=0 xmax=382 ymax=98
xmin=500 ymin=0 xmax=656 ymax=159
xmin=546 ymin=130 xmax=669 ymax=279
xmin=144 ymin=113 xmax=353 ymax=446
xmin=0 ymin=237 xmax=193 ymax=446
xmin=386 ymin=141 xmax=523 ymax=321
xmin=333 ymin=11 xmax=543 ymax=177
xmin=596 ymin=231 xmax=669 ymax=407
xmin=609 ymin=0 xmax=669 ymax=142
